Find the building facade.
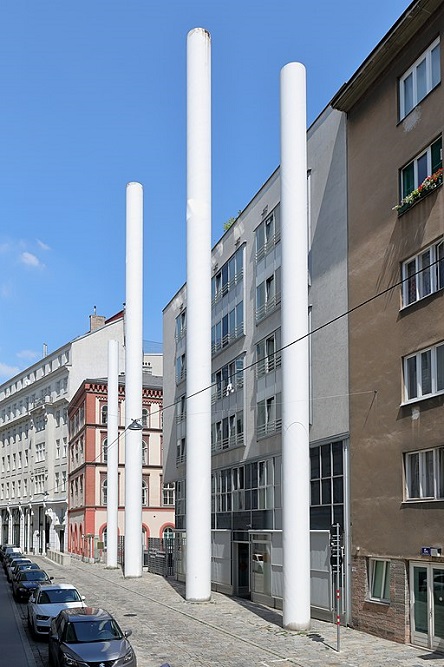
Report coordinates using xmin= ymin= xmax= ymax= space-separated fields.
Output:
xmin=332 ymin=0 xmax=444 ymax=650
xmin=67 ymin=371 xmax=174 ymax=561
xmin=0 ymin=311 xmax=125 ymax=554
xmin=163 ymin=103 xmax=349 ymax=619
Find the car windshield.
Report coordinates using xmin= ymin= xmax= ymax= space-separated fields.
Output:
xmin=21 ymin=571 xmax=48 ymax=581
xmin=65 ymin=619 xmax=123 ymax=643
xmin=38 ymin=589 xmax=82 ymax=604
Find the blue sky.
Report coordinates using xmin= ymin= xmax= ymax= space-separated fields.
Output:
xmin=0 ymin=0 xmax=410 ymax=380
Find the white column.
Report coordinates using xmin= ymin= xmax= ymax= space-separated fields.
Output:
xmin=107 ymin=339 xmax=119 ymax=569
xmin=124 ymin=181 xmax=143 ymax=578
xmin=185 ymin=27 xmax=212 ymax=602
xmin=280 ymin=62 xmax=311 ymax=630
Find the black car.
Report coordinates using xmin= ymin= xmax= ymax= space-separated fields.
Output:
xmin=11 ymin=562 xmax=41 ymax=585
xmin=48 ymin=607 xmax=137 ymax=667
xmin=12 ymin=569 xmax=53 ymax=601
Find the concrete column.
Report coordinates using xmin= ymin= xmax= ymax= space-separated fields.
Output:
xmin=280 ymin=62 xmax=311 ymax=630
xmin=107 ymin=339 xmax=119 ymax=569
xmin=185 ymin=27 xmax=212 ymax=602
xmin=124 ymin=181 xmax=143 ymax=578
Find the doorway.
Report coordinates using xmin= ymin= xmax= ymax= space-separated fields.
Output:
xmin=233 ymin=542 xmax=249 ymax=597
xmin=411 ymin=562 xmax=444 ymax=651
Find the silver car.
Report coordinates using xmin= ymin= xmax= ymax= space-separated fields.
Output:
xmin=48 ymin=607 xmax=137 ymax=667
xmin=27 ymin=583 xmax=86 ymax=638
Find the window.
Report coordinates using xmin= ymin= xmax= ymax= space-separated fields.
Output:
xmin=256 ymin=330 xmax=281 ymax=377
xmin=211 ymin=411 xmax=244 ymax=452
xmin=176 ymin=438 xmax=186 ymax=464
xmin=211 ymin=247 xmax=244 ymax=303
xmin=212 ymin=355 xmax=244 ymax=401
xmin=257 ymin=394 xmax=282 ymax=438
xmin=211 ymin=302 xmax=244 ymax=354
xmin=176 ymin=354 xmax=186 ymax=383
xmin=255 ymin=209 xmax=280 ymax=262
xmin=310 ymin=441 xmax=344 ymax=530
xmin=405 ymin=447 xmax=444 ymax=500
xmin=102 ymin=438 xmax=108 ymax=463
xmin=101 ymin=479 xmax=107 ymax=505
xmin=163 ymin=483 xmax=175 ymax=506
xmin=142 ymin=480 xmax=148 ymax=506
xmin=142 ymin=440 xmax=148 ymax=465
xmin=400 ymin=136 xmax=442 ymax=203
xmin=142 ymin=407 xmax=150 ymax=427
xmin=369 ymin=559 xmax=390 ymax=602
xmin=403 ymin=342 xmax=444 ymax=402
xmin=175 ymin=310 xmax=186 ymax=341
xmin=402 ymin=240 xmax=444 ymax=306
xmin=256 ymin=269 xmax=281 ymax=322
xmin=399 ymin=37 xmax=440 ymax=119
xmin=101 ymin=404 xmax=108 ymax=425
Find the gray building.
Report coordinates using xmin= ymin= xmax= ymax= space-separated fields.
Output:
xmin=163 ymin=104 xmax=349 ymax=620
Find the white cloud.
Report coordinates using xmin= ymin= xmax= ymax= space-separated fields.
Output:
xmin=20 ymin=251 xmax=45 ymax=268
xmin=37 ymin=239 xmax=51 ymax=251
xmin=0 ymin=362 xmax=20 ymax=379
xmin=16 ymin=349 xmax=38 ymax=361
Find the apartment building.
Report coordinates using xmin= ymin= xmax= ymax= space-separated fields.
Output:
xmin=67 ymin=370 xmax=174 ymax=561
xmin=0 ymin=311 xmax=125 ymax=554
xmin=332 ymin=0 xmax=444 ymax=649
xmin=163 ymin=103 xmax=349 ymax=620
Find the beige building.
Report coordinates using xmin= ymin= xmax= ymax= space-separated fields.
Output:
xmin=332 ymin=0 xmax=444 ymax=650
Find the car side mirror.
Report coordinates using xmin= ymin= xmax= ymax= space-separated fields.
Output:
xmin=81 ymin=595 xmax=86 ymax=601
xmin=50 ymin=576 xmax=54 ymax=580
xmin=124 ymin=629 xmax=132 ymax=638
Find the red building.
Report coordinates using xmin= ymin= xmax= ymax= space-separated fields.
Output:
xmin=67 ymin=371 xmax=174 ymax=560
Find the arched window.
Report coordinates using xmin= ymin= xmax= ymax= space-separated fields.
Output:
xmin=142 ymin=440 xmax=148 ymax=465
xmin=101 ymin=527 xmax=107 ymax=549
xmin=142 ymin=407 xmax=150 ymax=427
xmin=142 ymin=480 xmax=148 ymax=507
xmin=101 ymin=404 xmax=108 ymax=425
xmin=102 ymin=439 xmax=108 ymax=463
xmin=102 ymin=479 xmax=107 ymax=506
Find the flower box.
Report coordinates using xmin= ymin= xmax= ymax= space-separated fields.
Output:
xmin=394 ymin=167 xmax=443 ymax=214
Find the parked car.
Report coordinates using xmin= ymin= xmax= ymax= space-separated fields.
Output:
xmin=3 ymin=548 xmax=23 ymax=569
xmin=11 ymin=562 xmax=41 ymax=585
xmin=48 ymin=607 xmax=137 ymax=667
xmin=6 ymin=557 xmax=32 ymax=582
xmin=12 ymin=569 xmax=53 ymax=601
xmin=27 ymin=583 xmax=86 ymax=638
xmin=0 ymin=544 xmax=17 ymax=563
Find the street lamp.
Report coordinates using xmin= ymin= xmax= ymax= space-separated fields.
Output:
xmin=128 ymin=419 xmax=143 ymax=431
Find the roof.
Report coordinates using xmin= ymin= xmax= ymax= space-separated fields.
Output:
xmin=331 ymin=0 xmax=443 ymax=112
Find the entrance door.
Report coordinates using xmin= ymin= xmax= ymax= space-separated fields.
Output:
xmin=233 ymin=542 xmax=249 ymax=597
xmin=411 ymin=563 xmax=444 ymax=650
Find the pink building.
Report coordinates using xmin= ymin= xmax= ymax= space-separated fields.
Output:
xmin=67 ymin=372 xmax=174 ymax=560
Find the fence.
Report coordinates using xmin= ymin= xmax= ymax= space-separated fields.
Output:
xmin=117 ymin=536 xmax=175 ymax=577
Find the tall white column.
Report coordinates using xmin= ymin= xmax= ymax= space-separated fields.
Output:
xmin=107 ymin=339 xmax=119 ymax=569
xmin=280 ymin=62 xmax=311 ymax=630
xmin=185 ymin=27 xmax=212 ymax=602
xmin=124 ymin=181 xmax=143 ymax=578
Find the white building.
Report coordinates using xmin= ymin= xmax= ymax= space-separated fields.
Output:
xmin=163 ymin=105 xmax=350 ymax=620
xmin=0 ymin=311 xmax=125 ymax=554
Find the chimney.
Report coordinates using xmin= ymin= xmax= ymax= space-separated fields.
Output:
xmin=90 ymin=306 xmax=106 ymax=332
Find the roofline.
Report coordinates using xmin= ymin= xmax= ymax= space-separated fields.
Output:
xmin=331 ymin=0 xmax=443 ymax=112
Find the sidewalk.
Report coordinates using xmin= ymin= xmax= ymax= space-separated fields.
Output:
xmin=26 ymin=555 xmax=444 ymax=667
xmin=0 ymin=564 xmax=36 ymax=667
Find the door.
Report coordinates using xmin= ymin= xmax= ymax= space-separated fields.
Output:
xmin=233 ymin=542 xmax=249 ymax=597
xmin=411 ymin=563 xmax=444 ymax=650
